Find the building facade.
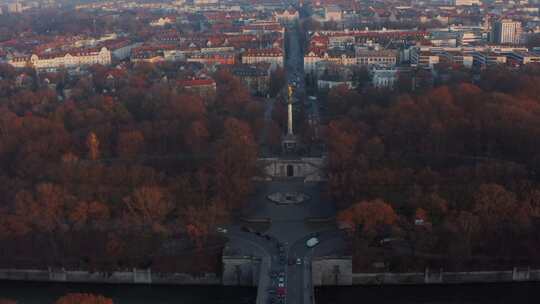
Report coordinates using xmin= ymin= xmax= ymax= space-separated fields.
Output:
xmin=242 ymin=48 xmax=283 ymax=70
xmin=9 ymin=47 xmax=112 ymax=70
xmin=491 ymin=19 xmax=522 ymax=45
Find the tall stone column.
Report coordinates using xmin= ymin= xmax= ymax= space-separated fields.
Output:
xmin=287 ymin=101 xmax=293 ymax=135
xmin=287 ymin=84 xmax=294 ymax=135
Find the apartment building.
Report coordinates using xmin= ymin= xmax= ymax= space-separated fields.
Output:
xmin=410 ymin=49 xmax=440 ymax=67
xmin=242 ymin=48 xmax=283 ymax=70
xmin=187 ymin=52 xmax=236 ymax=66
xmin=472 ymin=51 xmax=507 ymax=67
xmin=491 ymin=19 xmax=522 ymax=45
xmin=356 ymin=49 xmax=398 ymax=67
xmin=506 ymin=51 xmax=540 ymax=65
xmin=441 ymin=51 xmax=474 ymax=68
xmin=9 ymin=47 xmax=112 ymax=70
xmin=372 ymin=68 xmax=399 ymax=89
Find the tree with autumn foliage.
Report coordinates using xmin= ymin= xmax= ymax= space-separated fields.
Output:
xmin=56 ymin=293 xmax=113 ymax=304
xmin=115 ymin=130 xmax=145 ymax=159
xmin=0 ymin=59 xmax=263 ymax=273
xmin=122 ymin=186 xmax=173 ymax=235
xmin=326 ymin=64 xmax=540 ymax=270
xmin=214 ymin=118 xmax=258 ymax=210
xmin=337 ymin=199 xmax=398 ymax=237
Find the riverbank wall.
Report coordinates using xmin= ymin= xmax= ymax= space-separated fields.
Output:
xmin=1 ymin=261 xmax=540 ymax=286
xmin=0 ymin=268 xmax=220 ymax=285
xmin=311 ymin=256 xmax=540 ymax=286
xmin=352 ymin=267 xmax=540 ymax=285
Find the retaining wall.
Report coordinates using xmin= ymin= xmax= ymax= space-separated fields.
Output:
xmin=0 ymin=268 xmax=219 ymax=285
xmin=352 ymin=267 xmax=540 ymax=285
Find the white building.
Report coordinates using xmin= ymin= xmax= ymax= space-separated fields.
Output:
xmin=317 ymin=79 xmax=354 ymax=90
xmin=452 ymin=0 xmax=481 ymax=5
xmin=491 ymin=19 xmax=522 ymax=45
xmin=242 ymin=48 xmax=284 ymax=70
xmin=458 ymin=32 xmax=483 ymax=45
xmin=150 ymin=17 xmax=176 ymax=27
xmin=304 ymin=50 xmax=356 ymax=74
xmin=273 ymin=8 xmax=299 ymax=23
xmin=194 ymin=0 xmax=218 ymax=5
xmin=372 ymin=68 xmax=398 ymax=89
xmin=7 ymin=2 xmax=23 ymax=13
xmin=325 ymin=6 xmax=342 ymax=22
xmin=9 ymin=47 xmax=112 ymax=70
xmin=356 ymin=49 xmax=397 ymax=67
xmin=304 ymin=51 xmax=323 ymax=74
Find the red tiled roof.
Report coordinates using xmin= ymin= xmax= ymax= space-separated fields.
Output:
xmin=179 ymin=78 xmax=216 ymax=86
xmin=244 ymin=48 xmax=283 ymax=57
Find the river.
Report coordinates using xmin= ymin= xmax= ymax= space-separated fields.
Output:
xmin=0 ymin=281 xmax=256 ymax=304
xmin=2 ymin=281 xmax=540 ymax=303
xmin=315 ymin=282 xmax=540 ymax=304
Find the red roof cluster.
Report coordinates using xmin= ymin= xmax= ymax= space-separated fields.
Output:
xmin=244 ymin=48 xmax=283 ymax=57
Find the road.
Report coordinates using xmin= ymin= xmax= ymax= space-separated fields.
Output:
xmin=285 ymin=19 xmax=322 ymax=149
xmin=285 ymin=23 xmax=305 ymax=101
xmin=286 ymin=230 xmax=347 ymax=304
xmin=222 ymin=4 xmax=345 ymax=304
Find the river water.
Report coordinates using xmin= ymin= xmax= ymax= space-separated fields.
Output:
xmin=316 ymin=282 xmax=540 ymax=304
xmin=0 ymin=281 xmax=256 ymax=304
xmin=2 ymin=281 xmax=540 ymax=303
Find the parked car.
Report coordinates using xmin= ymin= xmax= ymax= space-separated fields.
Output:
xmin=306 ymin=237 xmax=319 ymax=248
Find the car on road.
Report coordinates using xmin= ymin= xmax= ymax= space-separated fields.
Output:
xmin=296 ymin=258 xmax=302 ymax=265
xmin=306 ymin=237 xmax=319 ymax=248
xmin=278 ymin=276 xmax=284 ymax=284
xmin=278 ymin=282 xmax=284 ymax=288
xmin=216 ymin=227 xmax=227 ymax=233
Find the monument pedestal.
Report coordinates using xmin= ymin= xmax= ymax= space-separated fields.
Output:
xmin=282 ymin=133 xmax=297 ymax=153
